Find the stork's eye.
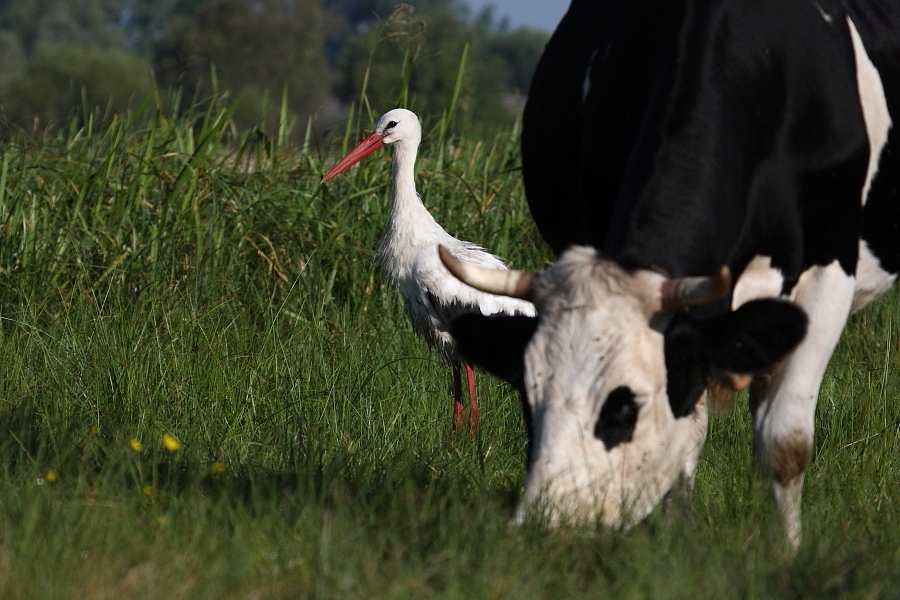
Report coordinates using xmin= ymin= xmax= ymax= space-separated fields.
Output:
xmin=594 ymin=386 xmax=639 ymax=450
xmin=386 ymin=120 xmax=398 ymax=129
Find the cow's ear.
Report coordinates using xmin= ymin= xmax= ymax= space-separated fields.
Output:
xmin=449 ymin=314 xmax=539 ymax=391
xmin=663 ymin=313 xmax=708 ymax=418
xmin=698 ymin=298 xmax=808 ymax=374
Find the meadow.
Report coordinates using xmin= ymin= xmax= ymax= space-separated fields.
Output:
xmin=0 ymin=95 xmax=899 ymax=599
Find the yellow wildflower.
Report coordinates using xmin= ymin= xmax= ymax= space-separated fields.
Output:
xmin=44 ymin=470 xmax=58 ymax=483
xmin=142 ymin=485 xmax=153 ymax=496
xmin=161 ymin=433 xmax=180 ymax=451
xmin=128 ymin=438 xmax=142 ymax=452
xmin=210 ymin=462 xmax=225 ymax=474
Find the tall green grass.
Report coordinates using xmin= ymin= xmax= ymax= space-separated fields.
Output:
xmin=0 ymin=96 xmax=898 ymax=599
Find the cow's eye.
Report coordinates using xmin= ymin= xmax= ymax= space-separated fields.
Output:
xmin=594 ymin=386 xmax=639 ymax=450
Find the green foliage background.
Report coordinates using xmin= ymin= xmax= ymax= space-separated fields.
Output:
xmin=0 ymin=0 xmax=550 ymax=134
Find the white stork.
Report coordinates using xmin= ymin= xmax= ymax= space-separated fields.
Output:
xmin=321 ymin=108 xmax=536 ymax=434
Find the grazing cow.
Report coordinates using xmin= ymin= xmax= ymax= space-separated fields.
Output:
xmin=441 ymin=0 xmax=900 ymax=548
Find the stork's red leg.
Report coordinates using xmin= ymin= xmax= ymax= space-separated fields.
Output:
xmin=451 ymin=361 xmax=464 ymax=430
xmin=465 ymin=363 xmax=478 ymax=436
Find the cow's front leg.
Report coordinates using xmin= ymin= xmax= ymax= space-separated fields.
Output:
xmin=751 ymin=262 xmax=855 ymax=550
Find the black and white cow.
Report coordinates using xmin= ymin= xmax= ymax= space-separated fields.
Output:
xmin=441 ymin=0 xmax=900 ymax=548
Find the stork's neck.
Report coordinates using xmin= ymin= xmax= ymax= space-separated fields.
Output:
xmin=379 ymin=137 xmax=446 ymax=277
xmin=385 ymin=138 xmax=441 ymax=233
xmin=387 ymin=139 xmax=422 ymax=210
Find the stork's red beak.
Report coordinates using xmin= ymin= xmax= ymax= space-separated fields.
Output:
xmin=320 ymin=131 xmax=385 ymax=183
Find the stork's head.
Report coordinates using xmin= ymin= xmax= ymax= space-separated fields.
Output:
xmin=439 ymin=245 xmax=807 ymax=528
xmin=321 ymin=108 xmax=420 ymax=183
xmin=374 ymin=108 xmax=420 ymax=146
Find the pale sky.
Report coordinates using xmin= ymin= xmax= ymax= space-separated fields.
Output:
xmin=465 ymin=0 xmax=570 ymax=32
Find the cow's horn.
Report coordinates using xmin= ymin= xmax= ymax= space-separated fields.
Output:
xmin=659 ymin=266 xmax=731 ymax=312
xmin=438 ymin=245 xmax=535 ymax=300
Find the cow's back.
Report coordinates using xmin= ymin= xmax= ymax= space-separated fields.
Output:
xmin=523 ymin=0 xmax=899 ymax=297
xmin=521 ymin=0 xmax=687 ymax=257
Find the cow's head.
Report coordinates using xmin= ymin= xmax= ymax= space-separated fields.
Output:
xmin=440 ymin=245 xmax=807 ymax=527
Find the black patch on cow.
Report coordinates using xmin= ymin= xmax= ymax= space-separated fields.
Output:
xmin=699 ymin=299 xmax=809 ymax=373
xmin=450 ymin=313 xmax=539 ymax=466
xmin=449 ymin=314 xmax=538 ymax=392
xmin=664 ymin=315 xmax=708 ymax=418
xmin=524 ymin=0 xmax=885 ymax=290
xmin=861 ymin=150 xmax=900 ymax=275
xmin=522 ymin=0 xmax=686 ymax=258
xmin=594 ymin=386 xmax=640 ymax=450
xmin=664 ymin=299 xmax=808 ymax=418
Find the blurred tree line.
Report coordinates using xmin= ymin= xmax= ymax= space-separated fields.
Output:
xmin=0 ymin=0 xmax=550 ymax=135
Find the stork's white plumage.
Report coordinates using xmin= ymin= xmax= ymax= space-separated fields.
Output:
xmin=321 ymin=108 xmax=535 ymax=433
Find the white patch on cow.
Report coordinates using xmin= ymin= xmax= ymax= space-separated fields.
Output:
xmin=512 ymin=248 xmax=708 ymax=527
xmin=516 ymin=387 xmax=707 ymax=528
xmin=847 ymin=17 xmax=892 ymax=206
xmin=582 ymin=49 xmax=599 ymax=105
xmin=845 ymin=18 xmax=895 ymax=315
xmin=732 ymin=255 xmax=785 ymax=309
xmin=814 ymin=2 xmax=833 ymax=24
xmin=675 ymin=390 xmax=709 ymax=485
xmin=753 ymin=261 xmax=855 ymax=549
xmin=852 ymin=240 xmax=897 ymax=313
